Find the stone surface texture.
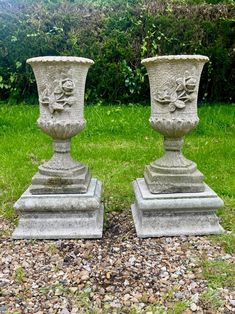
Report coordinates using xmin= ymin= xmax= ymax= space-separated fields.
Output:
xmin=27 ymin=56 xmax=94 ymax=194
xmin=142 ymin=55 xmax=209 ymax=194
xmin=132 ymin=178 xmax=224 ymax=238
xmin=12 ymin=179 xmax=103 ymax=239
xmin=13 ymin=56 xmax=103 ymax=239
xmin=132 ymin=55 xmax=224 ymax=237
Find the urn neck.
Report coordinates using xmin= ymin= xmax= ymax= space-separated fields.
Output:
xmin=53 ymin=139 xmax=71 ymax=153
xmin=164 ymin=137 xmax=183 ymax=152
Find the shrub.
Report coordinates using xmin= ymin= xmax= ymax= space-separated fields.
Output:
xmin=0 ymin=0 xmax=234 ymax=104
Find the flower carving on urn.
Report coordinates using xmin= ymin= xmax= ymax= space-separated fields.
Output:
xmin=40 ymin=77 xmax=76 ymax=114
xmin=155 ymin=71 xmax=197 ymax=113
xmin=142 ymin=55 xmax=209 ymax=194
xmin=27 ymin=56 xmax=94 ymax=194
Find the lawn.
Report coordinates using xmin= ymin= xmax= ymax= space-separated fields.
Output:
xmin=0 ymin=102 xmax=234 ymax=249
xmin=0 ymin=102 xmax=235 ymax=313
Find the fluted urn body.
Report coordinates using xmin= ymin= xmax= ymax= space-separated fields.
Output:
xmin=27 ymin=56 xmax=94 ymax=194
xmin=142 ymin=55 xmax=209 ymax=193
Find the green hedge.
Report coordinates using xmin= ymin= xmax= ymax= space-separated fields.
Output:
xmin=0 ymin=0 xmax=234 ymax=104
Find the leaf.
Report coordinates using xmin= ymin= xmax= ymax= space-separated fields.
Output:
xmin=174 ymin=100 xmax=186 ymax=109
xmin=11 ymin=36 xmax=17 ymax=42
xmin=10 ymin=75 xmax=15 ymax=83
xmin=54 ymin=86 xmax=62 ymax=94
xmin=52 ymin=103 xmax=64 ymax=112
xmin=48 ymin=104 xmax=54 ymax=114
xmin=41 ymin=96 xmax=50 ymax=106
xmin=176 ymin=83 xmax=184 ymax=91
xmin=155 ymin=90 xmax=172 ymax=104
xmin=176 ymin=78 xmax=183 ymax=85
xmin=155 ymin=96 xmax=170 ymax=104
xmin=176 ymin=78 xmax=184 ymax=91
xmin=16 ymin=61 xmax=22 ymax=69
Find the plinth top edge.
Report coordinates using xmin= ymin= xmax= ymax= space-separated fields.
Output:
xmin=141 ymin=55 xmax=209 ymax=65
xmin=27 ymin=56 xmax=94 ymax=65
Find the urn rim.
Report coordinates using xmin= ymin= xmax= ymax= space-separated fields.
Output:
xmin=26 ymin=56 xmax=94 ymax=65
xmin=141 ymin=54 xmax=209 ymax=65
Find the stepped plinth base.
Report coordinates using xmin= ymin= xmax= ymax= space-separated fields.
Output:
xmin=12 ymin=178 xmax=103 ymax=239
xmin=30 ymin=164 xmax=91 ymax=195
xmin=132 ymin=178 xmax=224 ymax=238
xmin=144 ymin=166 xmax=205 ymax=194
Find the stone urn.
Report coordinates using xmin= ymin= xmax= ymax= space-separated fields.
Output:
xmin=27 ymin=56 xmax=94 ymax=194
xmin=142 ymin=55 xmax=209 ymax=194
xmin=13 ymin=56 xmax=104 ymax=239
xmin=131 ymin=55 xmax=224 ymax=237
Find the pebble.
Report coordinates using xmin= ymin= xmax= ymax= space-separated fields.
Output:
xmin=128 ymin=256 xmax=136 ymax=265
xmin=60 ymin=309 xmax=70 ymax=314
xmin=175 ymin=292 xmax=184 ymax=299
xmin=191 ymin=293 xmax=199 ymax=303
xmin=124 ymin=279 xmax=129 ymax=286
xmin=104 ymin=295 xmax=113 ymax=301
xmin=190 ymin=303 xmax=197 ymax=311
xmin=112 ymin=247 xmax=120 ymax=252
xmin=69 ymin=287 xmax=78 ymax=293
xmin=221 ymin=254 xmax=232 ymax=260
xmin=160 ymin=271 xmax=169 ymax=278
xmin=148 ymin=295 xmax=157 ymax=304
xmin=55 ymin=288 xmax=62 ymax=296
xmin=79 ymin=270 xmax=89 ymax=281
xmin=0 ymin=212 xmax=233 ymax=313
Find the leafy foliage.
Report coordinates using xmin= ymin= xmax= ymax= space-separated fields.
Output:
xmin=0 ymin=0 xmax=234 ymax=103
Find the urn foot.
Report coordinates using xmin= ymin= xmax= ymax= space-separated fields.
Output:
xmin=30 ymin=139 xmax=91 ymax=194
xmin=144 ymin=138 xmax=205 ymax=193
xmin=30 ymin=165 xmax=91 ymax=194
xmin=144 ymin=165 xmax=205 ymax=193
xmin=132 ymin=178 xmax=224 ymax=238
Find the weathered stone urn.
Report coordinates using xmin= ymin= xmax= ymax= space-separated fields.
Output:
xmin=144 ymin=55 xmax=208 ymax=194
xmin=132 ymin=55 xmax=224 ymax=237
xmin=28 ymin=56 xmax=92 ymax=194
xmin=13 ymin=56 xmax=103 ymax=239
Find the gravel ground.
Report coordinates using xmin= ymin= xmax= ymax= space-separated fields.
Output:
xmin=0 ymin=212 xmax=234 ymax=314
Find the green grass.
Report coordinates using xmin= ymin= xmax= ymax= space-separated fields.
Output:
xmin=202 ymin=259 xmax=235 ymax=289
xmin=200 ymin=288 xmax=224 ymax=311
xmin=0 ymin=103 xmax=234 ymax=247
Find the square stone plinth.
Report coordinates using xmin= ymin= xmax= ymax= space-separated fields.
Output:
xmin=132 ymin=178 xmax=224 ymax=238
xmin=12 ymin=178 xmax=103 ymax=239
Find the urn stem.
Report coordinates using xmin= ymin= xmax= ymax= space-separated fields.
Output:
xmin=53 ymin=139 xmax=71 ymax=154
xmin=163 ymin=137 xmax=183 ymax=152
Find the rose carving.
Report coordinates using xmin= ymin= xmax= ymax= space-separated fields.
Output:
xmin=154 ymin=71 xmax=197 ymax=113
xmin=40 ymin=78 xmax=76 ymax=114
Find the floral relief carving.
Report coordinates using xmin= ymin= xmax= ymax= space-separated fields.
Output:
xmin=154 ymin=71 xmax=197 ymax=113
xmin=40 ymin=78 xmax=76 ymax=114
